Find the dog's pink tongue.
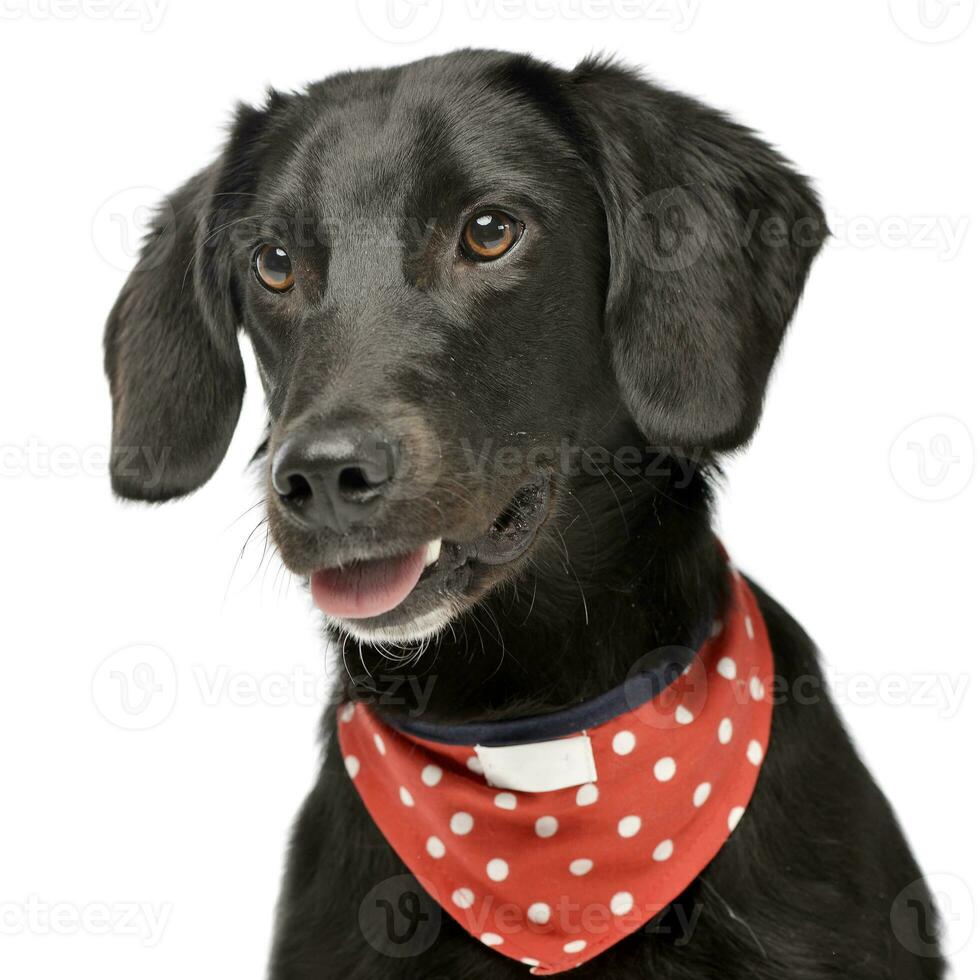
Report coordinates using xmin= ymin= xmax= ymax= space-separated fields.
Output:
xmin=311 ymin=545 xmax=428 ymax=619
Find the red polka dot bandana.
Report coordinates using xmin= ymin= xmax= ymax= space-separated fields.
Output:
xmin=337 ymin=569 xmax=773 ymax=975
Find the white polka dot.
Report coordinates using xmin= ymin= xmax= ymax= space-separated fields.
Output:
xmin=481 ymin=932 xmax=503 ymax=947
xmin=521 ymin=958 xmax=540 ymax=967
xmin=747 ymin=740 xmax=764 ymax=766
xmin=339 ymin=703 xmax=354 ymax=723
xmin=710 ymin=618 xmax=723 ymax=638
xmin=675 ymin=705 xmax=694 ymax=725
xmin=426 ymin=836 xmax=446 ymax=858
xmin=398 ymin=786 xmax=414 ymax=807
xmin=452 ymin=887 xmax=474 ymax=909
xmin=745 ymin=614 xmax=755 ymax=640
xmin=494 ymin=792 xmax=517 ymax=810
xmin=527 ymin=902 xmax=551 ymax=924
xmin=563 ymin=940 xmax=587 ymax=954
xmin=535 ymin=815 xmax=559 ymax=838
xmin=421 ymin=764 xmax=442 ymax=787
xmin=450 ymin=811 xmax=474 ymax=835
xmin=718 ymin=717 xmax=733 ymax=745
xmin=729 ymin=806 xmax=746 ymax=831
xmin=487 ymin=858 xmax=509 ymax=882
xmin=569 ymin=858 xmax=593 ymax=876
xmin=466 ymin=755 xmax=484 ymax=774
xmin=693 ymin=782 xmax=712 ymax=807
xmin=618 ymin=815 xmax=642 ymax=838
xmin=373 ymin=733 xmax=386 ymax=756
xmin=653 ymin=756 xmax=676 ymax=782
xmin=653 ymin=839 xmax=674 ymax=862
xmin=717 ymin=656 xmax=737 ymax=680
xmin=576 ymin=783 xmax=599 ymax=806
xmin=750 ymin=676 xmax=766 ymax=701
xmin=344 ymin=755 xmax=360 ymax=778
xmin=610 ymin=891 xmax=634 ymax=915
xmin=612 ymin=730 xmax=636 ymax=755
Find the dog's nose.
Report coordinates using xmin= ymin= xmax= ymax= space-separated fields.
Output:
xmin=271 ymin=428 xmax=400 ymax=532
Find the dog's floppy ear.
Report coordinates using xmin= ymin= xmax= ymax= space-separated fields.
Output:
xmin=570 ymin=59 xmax=828 ymax=451
xmin=104 ymin=98 xmax=280 ymax=500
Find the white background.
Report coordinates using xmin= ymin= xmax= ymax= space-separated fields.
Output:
xmin=1 ymin=2 xmax=977 ymax=977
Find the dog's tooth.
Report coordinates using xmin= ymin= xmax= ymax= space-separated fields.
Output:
xmin=424 ymin=539 xmax=442 ymax=567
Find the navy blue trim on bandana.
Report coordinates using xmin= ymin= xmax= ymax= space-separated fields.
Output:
xmin=382 ymin=620 xmax=712 ymax=748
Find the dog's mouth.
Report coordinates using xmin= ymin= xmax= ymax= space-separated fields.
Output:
xmin=309 ymin=475 xmax=551 ymax=627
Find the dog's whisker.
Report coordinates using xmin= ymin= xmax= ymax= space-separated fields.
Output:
xmin=222 ymin=515 xmax=272 ymax=604
xmin=177 ymin=212 xmax=270 ymax=297
xmin=519 ymin=573 xmax=539 ymax=627
xmin=699 ymin=879 xmax=769 ymax=960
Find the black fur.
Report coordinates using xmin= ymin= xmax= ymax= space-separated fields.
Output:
xmin=104 ymin=50 xmax=943 ymax=978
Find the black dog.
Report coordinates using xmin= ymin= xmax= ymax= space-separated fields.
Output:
xmin=105 ymin=50 xmax=943 ymax=978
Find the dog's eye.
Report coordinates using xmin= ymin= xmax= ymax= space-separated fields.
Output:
xmin=461 ymin=210 xmax=523 ymax=261
xmin=253 ymin=244 xmax=294 ymax=292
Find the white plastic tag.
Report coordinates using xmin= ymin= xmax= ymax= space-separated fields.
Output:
xmin=474 ymin=734 xmax=597 ymax=793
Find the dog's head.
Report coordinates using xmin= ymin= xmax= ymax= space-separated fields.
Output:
xmin=105 ymin=50 xmax=826 ymax=644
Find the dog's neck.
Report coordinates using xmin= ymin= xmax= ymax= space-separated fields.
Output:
xmin=336 ymin=456 xmax=728 ymax=725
